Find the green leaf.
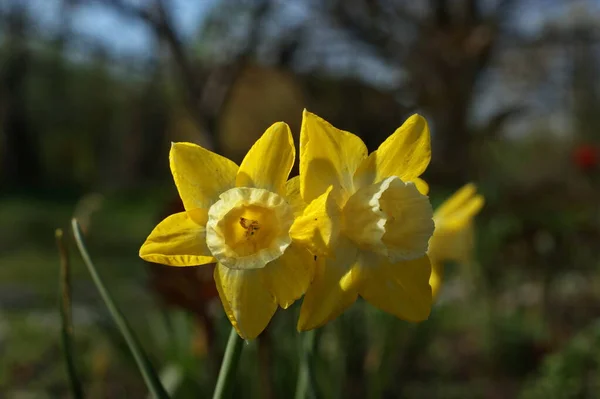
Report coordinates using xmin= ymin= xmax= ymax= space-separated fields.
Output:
xmin=71 ymin=219 xmax=170 ymax=399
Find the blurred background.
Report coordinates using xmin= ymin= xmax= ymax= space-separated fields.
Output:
xmin=2 ymin=0 xmax=600 ymax=397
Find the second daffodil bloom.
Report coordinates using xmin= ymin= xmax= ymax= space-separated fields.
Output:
xmin=428 ymin=184 xmax=484 ymax=300
xmin=290 ymin=110 xmax=436 ymax=331
xmin=139 ymin=123 xmax=314 ymax=339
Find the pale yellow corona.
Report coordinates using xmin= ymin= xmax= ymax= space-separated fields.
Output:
xmin=206 ymin=187 xmax=294 ymax=269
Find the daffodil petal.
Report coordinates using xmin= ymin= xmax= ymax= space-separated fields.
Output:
xmin=214 ymin=267 xmax=242 ymax=337
xmin=354 ymin=114 xmax=431 ymax=189
xmin=289 ymin=186 xmax=341 ymax=257
xmin=297 ymin=237 xmax=358 ymax=331
xmin=285 ymin=176 xmax=306 ymax=217
xmin=300 ymin=110 xmax=368 ymax=203
xmin=214 ymin=264 xmax=277 ymax=339
xmin=356 ymin=252 xmax=432 ymax=322
xmin=170 ymin=142 xmax=238 ymax=210
xmin=139 ymin=211 xmax=215 ymax=266
xmin=438 ymin=195 xmax=484 ymax=230
xmin=434 ymin=183 xmax=478 ymax=219
xmin=261 ymin=243 xmax=315 ymax=309
xmin=429 ymin=184 xmax=483 ymax=267
xmin=429 ymin=258 xmax=444 ymax=301
xmin=429 ymin=222 xmax=475 ymax=266
xmin=413 ymin=177 xmax=429 ymax=195
xmin=236 ymin=122 xmax=295 ymax=194
xmin=187 ymin=208 xmax=209 ymax=225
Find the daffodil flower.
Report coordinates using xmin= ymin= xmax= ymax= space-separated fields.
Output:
xmin=139 ymin=123 xmax=314 ymax=339
xmin=290 ymin=110 xmax=435 ymax=331
xmin=428 ymin=183 xmax=484 ymax=299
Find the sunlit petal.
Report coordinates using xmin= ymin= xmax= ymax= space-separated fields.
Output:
xmin=413 ymin=177 xmax=429 ymax=195
xmin=170 ymin=142 xmax=238 ymax=210
xmin=236 ymin=122 xmax=295 ymax=195
xmin=354 ymin=114 xmax=430 ymax=188
xmin=214 ymin=264 xmax=277 ymax=340
xmin=356 ymin=252 xmax=432 ymax=322
xmin=285 ymin=176 xmax=306 ymax=217
xmin=297 ymin=237 xmax=359 ymax=331
xmin=289 ymin=186 xmax=341 ymax=257
xmin=261 ymin=243 xmax=316 ymax=309
xmin=139 ymin=211 xmax=214 ymax=266
xmin=300 ymin=110 xmax=368 ymax=203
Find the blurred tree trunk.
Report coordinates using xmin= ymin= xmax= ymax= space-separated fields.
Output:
xmin=0 ymin=4 xmax=41 ymax=187
xmin=47 ymin=0 xmax=75 ymax=187
xmin=407 ymin=1 xmax=499 ymax=185
xmin=134 ymin=62 xmax=170 ymax=183
xmin=331 ymin=0 xmax=516 ymax=186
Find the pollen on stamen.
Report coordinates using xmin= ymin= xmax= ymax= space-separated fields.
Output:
xmin=240 ymin=217 xmax=260 ymax=238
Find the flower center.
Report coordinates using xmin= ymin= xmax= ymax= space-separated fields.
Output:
xmin=341 ymin=176 xmax=434 ymax=262
xmin=206 ymin=187 xmax=293 ymax=270
xmin=240 ymin=217 xmax=260 ymax=237
xmin=218 ymin=205 xmax=279 ymax=256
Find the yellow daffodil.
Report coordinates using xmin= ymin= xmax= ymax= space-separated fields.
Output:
xmin=290 ymin=110 xmax=435 ymax=331
xmin=428 ymin=183 xmax=484 ymax=299
xmin=139 ymin=123 xmax=314 ymax=339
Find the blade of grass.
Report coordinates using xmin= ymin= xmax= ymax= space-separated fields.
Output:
xmin=56 ymin=228 xmax=85 ymax=399
xmin=71 ymin=219 xmax=170 ymax=399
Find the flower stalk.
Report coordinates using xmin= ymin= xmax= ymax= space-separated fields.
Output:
xmin=212 ymin=327 xmax=244 ymax=399
xmin=56 ymin=228 xmax=84 ymax=399
xmin=295 ymin=330 xmax=317 ymax=399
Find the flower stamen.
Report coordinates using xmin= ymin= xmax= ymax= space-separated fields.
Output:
xmin=240 ymin=217 xmax=260 ymax=237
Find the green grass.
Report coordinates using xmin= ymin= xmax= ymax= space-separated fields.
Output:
xmin=0 ymin=193 xmax=166 ymax=395
xmin=2 ymin=187 xmax=600 ymax=398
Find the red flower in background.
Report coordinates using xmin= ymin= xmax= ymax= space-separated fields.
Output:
xmin=573 ymin=144 xmax=599 ymax=172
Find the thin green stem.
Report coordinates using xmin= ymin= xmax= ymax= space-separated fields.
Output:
xmin=212 ymin=327 xmax=244 ymax=399
xmin=295 ymin=330 xmax=317 ymax=399
xmin=56 ymin=228 xmax=84 ymax=399
xmin=71 ymin=219 xmax=169 ymax=399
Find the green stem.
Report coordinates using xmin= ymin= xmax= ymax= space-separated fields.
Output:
xmin=56 ymin=228 xmax=84 ymax=399
xmin=295 ymin=330 xmax=317 ymax=399
xmin=212 ymin=327 xmax=244 ymax=399
xmin=71 ymin=219 xmax=169 ymax=399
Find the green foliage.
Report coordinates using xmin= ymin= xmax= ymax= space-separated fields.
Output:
xmin=72 ymin=219 xmax=170 ymax=398
xmin=1 ymin=36 xmax=175 ymax=189
xmin=520 ymin=320 xmax=600 ymax=399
